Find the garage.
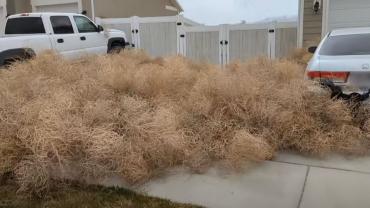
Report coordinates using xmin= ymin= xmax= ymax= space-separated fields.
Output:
xmin=34 ymin=3 xmax=79 ymax=13
xmin=327 ymin=0 xmax=370 ymax=31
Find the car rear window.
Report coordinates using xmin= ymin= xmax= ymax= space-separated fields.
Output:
xmin=5 ymin=17 xmax=45 ymax=35
xmin=319 ymin=33 xmax=370 ymax=56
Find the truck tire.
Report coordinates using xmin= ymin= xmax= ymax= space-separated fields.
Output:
xmin=108 ymin=38 xmax=126 ymax=54
xmin=0 ymin=48 xmax=35 ymax=67
xmin=109 ymin=45 xmax=125 ymax=54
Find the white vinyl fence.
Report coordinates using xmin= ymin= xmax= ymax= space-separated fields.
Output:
xmin=228 ymin=24 xmax=270 ymax=63
xmin=96 ymin=16 xmax=199 ymax=57
xmin=178 ymin=22 xmax=297 ymax=65
xmin=275 ymin=24 xmax=298 ymax=58
xmin=179 ymin=25 xmax=223 ymax=64
xmin=96 ymin=16 xmax=297 ymax=65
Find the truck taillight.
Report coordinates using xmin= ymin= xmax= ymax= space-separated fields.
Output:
xmin=307 ymin=71 xmax=350 ymax=83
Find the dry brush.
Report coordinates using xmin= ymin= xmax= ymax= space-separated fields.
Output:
xmin=0 ymin=51 xmax=369 ymax=196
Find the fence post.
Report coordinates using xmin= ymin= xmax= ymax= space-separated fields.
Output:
xmin=268 ymin=21 xmax=277 ymax=59
xmin=130 ymin=16 xmax=136 ymax=48
xmin=131 ymin=16 xmax=140 ymax=49
xmin=218 ymin=24 xmax=229 ymax=66
xmin=223 ymin=24 xmax=230 ymax=66
xmin=218 ymin=26 xmax=223 ymax=66
xmin=177 ymin=15 xmax=186 ymax=56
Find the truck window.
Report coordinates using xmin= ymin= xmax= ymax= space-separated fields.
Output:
xmin=50 ymin=16 xmax=74 ymax=34
xmin=73 ymin=16 xmax=98 ymax=33
xmin=5 ymin=17 xmax=45 ymax=34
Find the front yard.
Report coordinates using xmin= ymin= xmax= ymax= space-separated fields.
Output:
xmin=0 ymin=181 xmax=200 ymax=208
xmin=0 ymin=51 xmax=369 ymax=206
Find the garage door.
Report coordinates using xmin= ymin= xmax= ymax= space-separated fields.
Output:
xmin=328 ymin=0 xmax=370 ymax=31
xmin=35 ymin=3 xmax=79 ymax=13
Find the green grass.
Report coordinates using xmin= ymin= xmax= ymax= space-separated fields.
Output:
xmin=0 ymin=181 xmax=202 ymax=208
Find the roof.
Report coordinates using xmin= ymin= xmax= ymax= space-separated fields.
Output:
xmin=171 ymin=0 xmax=184 ymax=12
xmin=330 ymin=27 xmax=370 ymax=36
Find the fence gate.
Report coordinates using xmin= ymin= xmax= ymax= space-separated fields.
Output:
xmin=97 ymin=16 xmax=196 ymax=57
xmin=136 ymin=17 xmax=179 ymax=57
xmin=179 ymin=26 xmax=227 ymax=65
xmin=274 ymin=22 xmax=298 ymax=58
xmin=179 ymin=22 xmax=297 ymax=65
xmin=227 ymin=23 xmax=272 ymax=63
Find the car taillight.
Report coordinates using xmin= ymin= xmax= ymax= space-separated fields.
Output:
xmin=307 ymin=71 xmax=350 ymax=83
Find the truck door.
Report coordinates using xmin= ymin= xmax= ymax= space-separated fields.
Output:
xmin=49 ymin=15 xmax=84 ymax=59
xmin=73 ymin=15 xmax=107 ymax=55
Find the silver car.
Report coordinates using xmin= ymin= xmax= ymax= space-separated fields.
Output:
xmin=306 ymin=27 xmax=370 ymax=101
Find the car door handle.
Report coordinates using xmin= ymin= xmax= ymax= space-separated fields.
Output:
xmin=80 ymin=36 xmax=86 ymax=41
xmin=57 ymin=38 xmax=64 ymax=43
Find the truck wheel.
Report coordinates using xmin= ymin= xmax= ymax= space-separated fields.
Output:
xmin=1 ymin=49 xmax=35 ymax=67
xmin=109 ymin=45 xmax=125 ymax=54
xmin=3 ymin=54 xmax=32 ymax=67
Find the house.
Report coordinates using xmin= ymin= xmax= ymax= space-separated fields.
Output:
xmin=0 ymin=0 xmax=183 ymax=26
xmin=298 ymin=0 xmax=370 ymax=47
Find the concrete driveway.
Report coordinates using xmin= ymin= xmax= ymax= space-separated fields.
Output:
xmin=138 ymin=153 xmax=370 ymax=208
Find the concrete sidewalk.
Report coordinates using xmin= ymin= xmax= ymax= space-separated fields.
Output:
xmin=138 ymin=153 xmax=370 ymax=208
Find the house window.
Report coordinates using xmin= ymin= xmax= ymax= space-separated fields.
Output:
xmin=50 ymin=16 xmax=74 ymax=34
xmin=73 ymin=16 xmax=97 ymax=33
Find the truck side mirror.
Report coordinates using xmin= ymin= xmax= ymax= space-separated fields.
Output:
xmin=308 ymin=46 xmax=317 ymax=54
xmin=97 ymin=25 xmax=104 ymax=32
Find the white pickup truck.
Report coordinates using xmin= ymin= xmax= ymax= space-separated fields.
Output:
xmin=0 ymin=13 xmax=127 ymax=66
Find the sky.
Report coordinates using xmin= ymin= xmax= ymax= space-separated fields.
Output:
xmin=177 ymin=0 xmax=299 ymax=25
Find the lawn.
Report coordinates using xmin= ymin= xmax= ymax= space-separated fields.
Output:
xmin=0 ymin=181 xmax=201 ymax=208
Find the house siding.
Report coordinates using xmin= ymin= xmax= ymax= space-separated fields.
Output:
xmin=302 ymin=0 xmax=322 ymax=47
xmin=327 ymin=0 xmax=370 ymax=31
xmin=94 ymin=0 xmax=179 ymax=18
xmin=4 ymin=0 xmax=180 ymax=19
xmin=6 ymin=0 xmax=32 ymax=15
xmin=81 ymin=0 xmax=92 ymax=18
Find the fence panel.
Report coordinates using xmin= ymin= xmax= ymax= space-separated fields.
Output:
xmin=186 ymin=31 xmax=220 ymax=64
xmin=228 ymin=27 xmax=269 ymax=62
xmin=275 ymin=23 xmax=298 ymax=58
xmin=139 ymin=22 xmax=178 ymax=57
xmin=181 ymin=26 xmax=223 ymax=64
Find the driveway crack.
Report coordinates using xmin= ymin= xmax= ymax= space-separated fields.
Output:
xmin=297 ymin=166 xmax=310 ymax=208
